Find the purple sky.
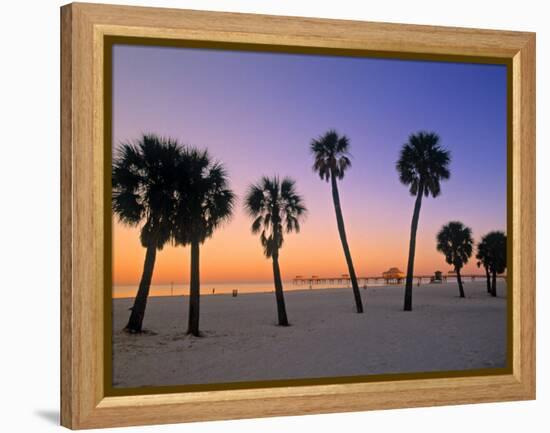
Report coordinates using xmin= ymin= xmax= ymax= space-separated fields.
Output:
xmin=112 ymin=44 xmax=507 ymax=283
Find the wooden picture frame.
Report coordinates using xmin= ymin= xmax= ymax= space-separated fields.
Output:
xmin=60 ymin=2 xmax=535 ymax=429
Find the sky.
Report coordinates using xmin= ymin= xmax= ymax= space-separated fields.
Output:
xmin=111 ymin=44 xmax=507 ymax=286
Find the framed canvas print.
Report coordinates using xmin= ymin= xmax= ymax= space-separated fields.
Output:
xmin=60 ymin=2 xmax=536 ymax=429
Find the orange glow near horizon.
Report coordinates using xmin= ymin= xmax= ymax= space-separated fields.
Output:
xmin=111 ymin=46 xmax=507 ymax=290
xmin=112 ymin=205 xmax=496 ymax=287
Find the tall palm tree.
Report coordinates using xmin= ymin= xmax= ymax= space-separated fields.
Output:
xmin=310 ymin=130 xmax=363 ymax=313
xmin=112 ymin=134 xmax=180 ymax=333
xmin=436 ymin=221 xmax=474 ymax=298
xmin=396 ymin=131 xmax=451 ymax=311
xmin=476 ymin=238 xmax=492 ymax=294
xmin=244 ymin=177 xmax=306 ymax=326
xmin=172 ymin=148 xmax=235 ymax=337
xmin=482 ymin=231 xmax=507 ymax=297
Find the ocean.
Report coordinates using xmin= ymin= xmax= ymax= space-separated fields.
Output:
xmin=113 ymin=279 xmax=377 ymax=299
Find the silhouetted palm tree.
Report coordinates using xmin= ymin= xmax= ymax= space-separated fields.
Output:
xmin=310 ymin=130 xmax=363 ymax=313
xmin=112 ymin=134 xmax=180 ymax=333
xmin=397 ymin=131 xmax=451 ymax=311
xmin=173 ymin=148 xmax=235 ymax=336
xmin=476 ymin=238 xmax=492 ymax=293
xmin=436 ymin=221 xmax=474 ymax=298
xmin=481 ymin=231 xmax=507 ymax=297
xmin=245 ymin=177 xmax=306 ymax=326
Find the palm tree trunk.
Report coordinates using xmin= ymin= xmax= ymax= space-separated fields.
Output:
xmin=330 ymin=172 xmax=363 ymax=313
xmin=187 ymin=239 xmax=201 ymax=336
xmin=125 ymin=244 xmax=157 ymax=333
xmin=456 ymin=268 xmax=465 ymax=298
xmin=491 ymin=270 xmax=497 ymax=297
xmin=484 ymin=265 xmax=491 ymax=293
xmin=404 ymin=184 xmax=424 ymax=311
xmin=272 ymin=249 xmax=289 ymax=326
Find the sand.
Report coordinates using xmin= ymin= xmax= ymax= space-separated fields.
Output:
xmin=112 ymin=280 xmax=507 ymax=388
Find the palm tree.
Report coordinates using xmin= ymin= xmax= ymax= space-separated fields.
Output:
xmin=172 ymin=148 xmax=235 ymax=337
xmin=244 ymin=177 xmax=306 ymax=326
xmin=481 ymin=231 xmax=507 ymax=296
xmin=112 ymin=134 xmax=180 ymax=333
xmin=396 ymin=131 xmax=451 ymax=311
xmin=310 ymin=130 xmax=363 ymax=313
xmin=436 ymin=221 xmax=474 ymax=298
xmin=476 ymin=238 xmax=492 ymax=294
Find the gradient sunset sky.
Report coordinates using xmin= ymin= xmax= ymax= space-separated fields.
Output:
xmin=112 ymin=44 xmax=507 ymax=286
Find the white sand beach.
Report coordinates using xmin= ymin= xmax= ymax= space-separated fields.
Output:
xmin=112 ymin=281 xmax=507 ymax=388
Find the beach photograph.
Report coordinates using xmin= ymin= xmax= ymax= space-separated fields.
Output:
xmin=110 ymin=44 xmax=508 ymax=389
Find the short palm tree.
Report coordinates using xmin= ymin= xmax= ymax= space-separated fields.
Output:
xmin=397 ymin=131 xmax=451 ymax=311
xmin=112 ymin=134 xmax=180 ymax=333
xmin=244 ymin=176 xmax=306 ymax=326
xmin=310 ymin=130 xmax=363 ymax=313
xmin=436 ymin=221 xmax=474 ymax=298
xmin=172 ymin=148 xmax=235 ymax=336
xmin=476 ymin=238 xmax=492 ymax=294
xmin=481 ymin=231 xmax=507 ymax=297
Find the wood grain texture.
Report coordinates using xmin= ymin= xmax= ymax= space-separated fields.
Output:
xmin=513 ymin=34 xmax=536 ymax=395
xmin=60 ymin=4 xmax=73 ymax=429
xmin=60 ymin=2 xmax=536 ymax=429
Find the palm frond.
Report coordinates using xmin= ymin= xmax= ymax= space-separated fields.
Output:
xmin=310 ymin=130 xmax=352 ymax=182
xmin=244 ymin=175 xmax=307 ymax=258
xmin=478 ymin=231 xmax=507 ymax=274
xmin=112 ymin=133 xmax=182 ymax=249
xmin=436 ymin=221 xmax=474 ymax=270
xmin=396 ymin=131 xmax=451 ymax=197
xmin=172 ymin=148 xmax=235 ymax=245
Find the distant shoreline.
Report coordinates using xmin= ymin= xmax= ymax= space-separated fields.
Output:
xmin=113 ymin=285 xmax=362 ymax=300
xmin=112 ymin=281 xmax=403 ymax=300
xmin=112 ymin=277 xmax=491 ymax=299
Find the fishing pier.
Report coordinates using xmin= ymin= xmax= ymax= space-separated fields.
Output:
xmin=292 ymin=273 xmax=507 ymax=287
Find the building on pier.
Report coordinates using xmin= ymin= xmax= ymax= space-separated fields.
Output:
xmin=382 ymin=267 xmax=405 ymax=284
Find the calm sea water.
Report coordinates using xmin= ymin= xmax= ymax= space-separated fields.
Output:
xmin=113 ymin=277 xmax=474 ymax=299
xmin=112 ymin=280 xmax=388 ymax=299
